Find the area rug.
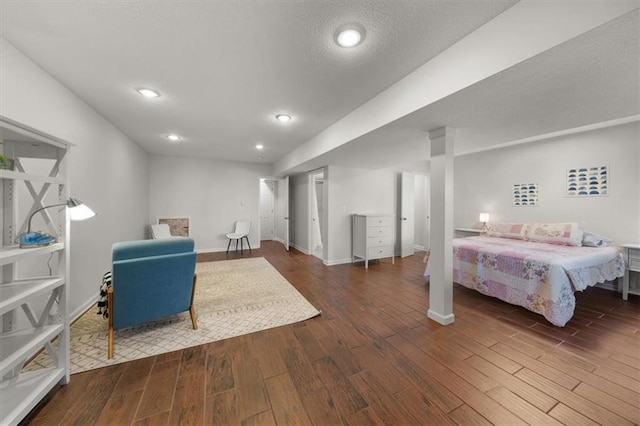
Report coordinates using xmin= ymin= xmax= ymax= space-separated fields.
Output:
xmin=28 ymin=257 xmax=321 ymax=374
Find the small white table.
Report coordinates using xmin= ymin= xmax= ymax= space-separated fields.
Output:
xmin=622 ymin=243 xmax=640 ymax=300
xmin=454 ymin=228 xmax=487 ymax=238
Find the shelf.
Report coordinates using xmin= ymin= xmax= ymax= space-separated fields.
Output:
xmin=0 ymin=367 xmax=65 ymax=426
xmin=0 ymin=243 xmax=64 ymax=266
xmin=1 ymin=117 xmax=71 ymax=426
xmin=0 ymin=169 xmax=65 ymax=184
xmin=0 ymin=277 xmax=65 ymax=316
xmin=0 ymin=324 xmax=64 ymax=377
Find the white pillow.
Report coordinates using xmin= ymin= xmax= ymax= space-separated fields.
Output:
xmin=582 ymin=231 xmax=613 ymax=247
xmin=527 ymin=222 xmax=584 ymax=246
xmin=486 ymin=223 xmax=530 ymax=240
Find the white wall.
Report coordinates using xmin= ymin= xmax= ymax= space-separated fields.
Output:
xmin=454 ymin=122 xmax=640 ymax=244
xmin=0 ymin=38 xmax=151 ymax=319
xmin=148 ymin=155 xmax=272 ymax=252
xmin=326 ymin=165 xmax=396 ymax=265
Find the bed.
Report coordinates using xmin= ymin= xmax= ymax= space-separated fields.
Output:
xmin=424 ymin=229 xmax=625 ymax=327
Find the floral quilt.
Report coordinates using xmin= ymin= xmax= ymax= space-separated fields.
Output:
xmin=425 ymin=236 xmax=625 ymax=326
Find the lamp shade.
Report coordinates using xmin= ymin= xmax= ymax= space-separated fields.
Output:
xmin=479 ymin=212 xmax=490 ymax=223
xmin=67 ymin=198 xmax=96 ymax=221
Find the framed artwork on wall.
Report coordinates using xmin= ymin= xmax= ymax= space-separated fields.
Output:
xmin=513 ymin=183 xmax=539 ymax=206
xmin=566 ymin=165 xmax=608 ymax=197
xmin=158 ymin=217 xmax=190 ymax=237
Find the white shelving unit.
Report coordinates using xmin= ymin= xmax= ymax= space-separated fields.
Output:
xmin=1 ymin=117 xmax=71 ymax=426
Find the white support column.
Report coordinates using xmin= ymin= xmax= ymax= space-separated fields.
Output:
xmin=427 ymin=127 xmax=455 ymax=325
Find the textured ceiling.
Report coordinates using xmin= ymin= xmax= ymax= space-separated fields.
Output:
xmin=304 ymin=9 xmax=640 ymax=171
xmin=1 ymin=1 xmax=638 ymax=172
xmin=0 ymin=0 xmax=516 ymax=164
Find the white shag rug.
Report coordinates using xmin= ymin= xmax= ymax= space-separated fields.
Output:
xmin=28 ymin=257 xmax=321 ymax=374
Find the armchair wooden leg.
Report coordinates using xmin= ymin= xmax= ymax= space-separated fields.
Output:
xmin=190 ymin=274 xmax=198 ymax=330
xmin=107 ymin=287 xmax=114 ymax=359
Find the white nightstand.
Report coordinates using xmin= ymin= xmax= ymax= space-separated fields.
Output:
xmin=454 ymin=228 xmax=487 ymax=238
xmin=622 ymin=243 xmax=640 ymax=300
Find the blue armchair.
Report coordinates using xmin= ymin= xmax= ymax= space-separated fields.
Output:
xmin=108 ymin=238 xmax=198 ymax=358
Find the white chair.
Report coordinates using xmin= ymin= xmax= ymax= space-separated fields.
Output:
xmin=226 ymin=221 xmax=251 ymax=253
xmin=150 ymin=223 xmax=175 ymax=239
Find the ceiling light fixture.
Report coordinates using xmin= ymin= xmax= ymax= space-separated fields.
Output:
xmin=136 ymin=88 xmax=160 ymax=98
xmin=256 ymin=144 xmax=264 ymax=150
xmin=275 ymin=114 xmax=291 ymax=123
xmin=167 ymin=134 xmax=181 ymax=142
xmin=335 ymin=24 xmax=365 ymax=48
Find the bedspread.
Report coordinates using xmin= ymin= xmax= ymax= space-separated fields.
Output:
xmin=425 ymin=236 xmax=625 ymax=326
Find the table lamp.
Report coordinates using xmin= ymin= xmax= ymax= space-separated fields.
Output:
xmin=19 ymin=198 xmax=96 ymax=248
xmin=479 ymin=212 xmax=490 ymax=231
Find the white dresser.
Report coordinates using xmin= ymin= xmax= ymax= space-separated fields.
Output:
xmin=622 ymin=243 xmax=640 ymax=300
xmin=352 ymin=214 xmax=395 ymax=268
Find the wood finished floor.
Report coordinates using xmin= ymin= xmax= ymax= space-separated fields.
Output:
xmin=27 ymin=241 xmax=640 ymax=425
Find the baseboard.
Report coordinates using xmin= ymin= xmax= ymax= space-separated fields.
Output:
xmin=394 ymin=246 xmax=426 ymax=257
xmin=427 ymin=309 xmax=455 ymax=325
xmin=324 ymin=258 xmax=353 ymax=266
xmin=72 ymin=295 xmax=99 ymax=323
xmin=595 ymin=279 xmax=620 ymax=292
xmin=290 ymin=243 xmax=309 ymax=255
xmin=197 ymin=242 xmax=261 ymax=254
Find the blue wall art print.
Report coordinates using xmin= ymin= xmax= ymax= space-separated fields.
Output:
xmin=566 ymin=165 xmax=608 ymax=197
xmin=513 ymin=183 xmax=539 ymax=206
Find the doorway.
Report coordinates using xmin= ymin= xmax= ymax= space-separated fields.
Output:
xmin=259 ymin=177 xmax=290 ymax=251
xmin=259 ymin=179 xmax=275 ymax=241
xmin=399 ymin=171 xmax=430 ymax=256
xmin=309 ymin=170 xmax=325 ymax=260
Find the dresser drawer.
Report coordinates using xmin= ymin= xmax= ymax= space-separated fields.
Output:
xmin=628 ymin=248 xmax=640 ymax=260
xmin=368 ymin=245 xmax=394 ymax=259
xmin=369 ymin=216 xmax=393 ymax=227
xmin=367 ymin=226 xmax=392 ymax=237
xmin=368 ymin=235 xmax=393 ymax=247
xmin=629 ymin=258 xmax=640 ymax=272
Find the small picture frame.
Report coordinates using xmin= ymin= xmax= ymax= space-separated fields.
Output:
xmin=513 ymin=183 xmax=539 ymax=206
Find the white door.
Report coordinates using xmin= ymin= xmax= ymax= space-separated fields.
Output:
xmin=309 ymin=172 xmax=324 ymax=259
xmin=276 ymin=176 xmax=290 ymax=251
xmin=400 ymin=171 xmax=415 ymax=257
xmin=259 ymin=180 xmax=275 ymax=240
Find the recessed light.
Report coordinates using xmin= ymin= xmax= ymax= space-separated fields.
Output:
xmin=256 ymin=144 xmax=264 ymax=150
xmin=275 ymin=114 xmax=291 ymax=123
xmin=167 ymin=134 xmax=181 ymax=142
xmin=335 ymin=24 xmax=365 ymax=48
xmin=137 ymin=88 xmax=160 ymax=98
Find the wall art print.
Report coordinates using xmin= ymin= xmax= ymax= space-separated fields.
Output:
xmin=566 ymin=165 xmax=608 ymax=197
xmin=158 ymin=217 xmax=190 ymax=237
xmin=513 ymin=183 xmax=539 ymax=206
